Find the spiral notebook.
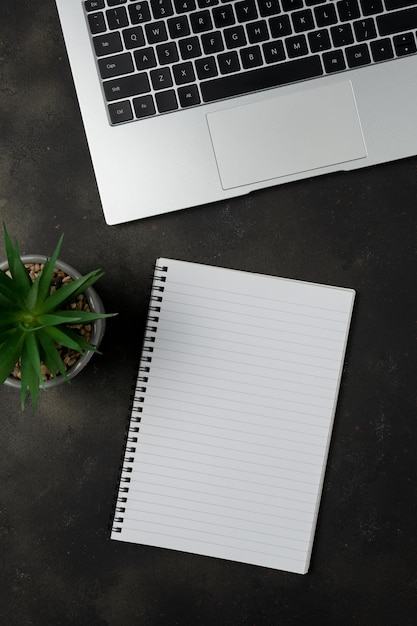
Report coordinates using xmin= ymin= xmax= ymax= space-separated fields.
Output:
xmin=111 ymin=259 xmax=355 ymax=574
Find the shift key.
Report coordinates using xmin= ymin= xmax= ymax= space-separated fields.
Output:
xmin=377 ymin=7 xmax=417 ymax=36
xmin=98 ymin=53 xmax=134 ymax=79
xmin=104 ymin=73 xmax=151 ymax=101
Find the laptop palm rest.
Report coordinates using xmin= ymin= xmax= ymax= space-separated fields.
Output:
xmin=207 ymin=80 xmax=367 ymax=190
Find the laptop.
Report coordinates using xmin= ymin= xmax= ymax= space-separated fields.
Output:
xmin=55 ymin=0 xmax=417 ymax=225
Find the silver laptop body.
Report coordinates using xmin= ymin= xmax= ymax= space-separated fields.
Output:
xmin=55 ymin=0 xmax=417 ymax=225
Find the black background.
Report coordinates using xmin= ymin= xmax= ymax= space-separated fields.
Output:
xmin=1 ymin=2 xmax=417 ymax=624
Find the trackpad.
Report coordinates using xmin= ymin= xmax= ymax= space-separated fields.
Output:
xmin=207 ymin=81 xmax=367 ymax=190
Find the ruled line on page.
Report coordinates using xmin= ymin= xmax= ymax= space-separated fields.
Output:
xmin=154 ymin=338 xmax=341 ymax=373
xmin=126 ymin=484 xmax=318 ymax=522
xmin=139 ymin=408 xmax=329 ymax=446
xmin=127 ymin=495 xmax=314 ymax=533
xmin=150 ymin=365 xmax=337 ymax=400
xmin=165 ymin=280 xmax=352 ymax=315
xmin=161 ymin=300 xmax=349 ymax=334
xmin=133 ymin=454 xmax=321 ymax=489
xmin=127 ymin=489 xmax=316 ymax=528
xmin=150 ymin=354 xmax=339 ymax=389
xmin=131 ymin=441 xmax=323 ymax=479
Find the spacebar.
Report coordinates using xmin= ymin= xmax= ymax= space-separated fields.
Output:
xmin=201 ymin=56 xmax=324 ymax=103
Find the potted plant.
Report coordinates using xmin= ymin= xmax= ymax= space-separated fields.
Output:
xmin=0 ymin=224 xmax=116 ymax=410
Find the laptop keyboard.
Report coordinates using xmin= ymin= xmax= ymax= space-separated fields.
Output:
xmin=84 ymin=0 xmax=417 ymax=124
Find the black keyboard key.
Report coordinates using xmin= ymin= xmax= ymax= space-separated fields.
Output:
xmin=145 ymin=21 xmax=168 ymax=43
xmin=93 ymin=32 xmax=123 ymax=56
xmin=377 ymin=7 xmax=417 ymax=36
xmin=292 ymin=9 xmax=315 ymax=32
xmin=179 ymin=36 xmax=202 ymax=58
xmin=195 ymin=56 xmax=218 ymax=78
xmin=240 ymin=45 xmax=263 ymax=68
xmin=155 ymin=89 xmax=178 ymax=112
xmin=337 ymin=0 xmax=360 ymax=21
xmin=258 ymin=0 xmax=281 ymax=16
xmin=122 ymin=26 xmax=146 ymax=49
xmin=173 ymin=61 xmax=196 ymax=84
xmin=103 ymin=72 xmax=150 ymax=100
xmin=323 ymin=49 xmax=346 ymax=72
xmin=108 ymin=100 xmax=133 ymax=123
xmin=235 ymin=0 xmax=258 ymax=22
xmin=151 ymin=0 xmax=174 ymax=18
xmin=345 ymin=43 xmax=372 ymax=67
xmin=282 ymin=0 xmax=303 ymax=10
xmin=314 ymin=4 xmax=337 ymax=26
xmin=198 ymin=0 xmax=219 ymax=6
xmin=269 ymin=15 xmax=292 ymax=37
xmin=178 ymin=84 xmax=201 ymax=106
xmin=224 ymin=25 xmax=247 ymax=48
xmin=134 ymin=47 xmax=157 ymax=69
xmin=98 ymin=53 xmax=134 ymax=79
xmin=308 ymin=28 xmax=332 ymax=52
xmin=108 ymin=0 xmax=127 ymax=5
xmin=174 ymin=0 xmax=196 ymax=11
xmin=201 ymin=55 xmax=323 ymax=102
xmin=385 ymin=0 xmax=417 ymax=9
xmin=353 ymin=18 xmax=377 ymax=41
xmin=85 ymin=0 xmax=105 ymax=11
xmin=247 ymin=20 xmax=270 ymax=43
xmin=331 ymin=23 xmax=354 ymax=46
xmin=262 ymin=40 xmax=286 ymax=63
xmin=394 ymin=32 xmax=417 ymax=55
xmin=129 ymin=2 xmax=152 ymax=23
xmin=213 ymin=5 xmax=235 ymax=27
xmin=190 ymin=10 xmax=213 ymax=32
xmin=156 ymin=41 xmax=180 ymax=64
xmin=286 ymin=34 xmax=308 ymax=57
xmin=202 ymin=31 xmax=224 ymax=54
xmin=370 ymin=37 xmax=394 ymax=61
xmin=106 ymin=7 xmax=129 ymax=29
xmin=360 ymin=0 xmax=383 ymax=14
xmin=150 ymin=66 xmax=174 ymax=89
xmin=218 ymin=50 xmax=241 ymax=73
xmin=88 ymin=12 xmax=106 ymax=34
xmin=168 ymin=15 xmax=191 ymax=38
xmin=133 ymin=95 xmax=156 ymax=117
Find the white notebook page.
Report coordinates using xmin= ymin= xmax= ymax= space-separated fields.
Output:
xmin=112 ymin=259 xmax=355 ymax=574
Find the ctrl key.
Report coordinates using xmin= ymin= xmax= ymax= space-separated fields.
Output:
xmin=108 ymin=100 xmax=133 ymax=124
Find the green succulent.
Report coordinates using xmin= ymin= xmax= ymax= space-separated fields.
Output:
xmin=0 ymin=224 xmax=116 ymax=410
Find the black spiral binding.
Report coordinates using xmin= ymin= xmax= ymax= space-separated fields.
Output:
xmin=111 ymin=263 xmax=168 ymax=535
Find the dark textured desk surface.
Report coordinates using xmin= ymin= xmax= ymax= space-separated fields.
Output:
xmin=1 ymin=2 xmax=417 ymax=625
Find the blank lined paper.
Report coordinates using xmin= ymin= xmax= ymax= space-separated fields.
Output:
xmin=111 ymin=259 xmax=355 ymax=574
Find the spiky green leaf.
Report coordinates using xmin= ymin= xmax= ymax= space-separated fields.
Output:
xmin=22 ymin=332 xmax=43 ymax=382
xmin=41 ymin=324 xmax=88 ymax=353
xmin=35 ymin=234 xmax=64 ymax=307
xmin=39 ymin=269 xmax=104 ymax=313
xmin=0 ymin=328 xmax=25 ymax=385
xmin=0 ymin=269 xmax=24 ymax=307
xmin=20 ymin=334 xmax=42 ymax=410
xmin=37 ymin=328 xmax=69 ymax=381
xmin=3 ymin=224 xmax=31 ymax=299
xmin=0 ymin=311 xmax=22 ymax=330
xmin=58 ymin=326 xmax=99 ymax=353
xmin=38 ymin=310 xmax=115 ymax=327
xmin=24 ymin=273 xmax=42 ymax=312
xmin=37 ymin=312 xmax=87 ymax=326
